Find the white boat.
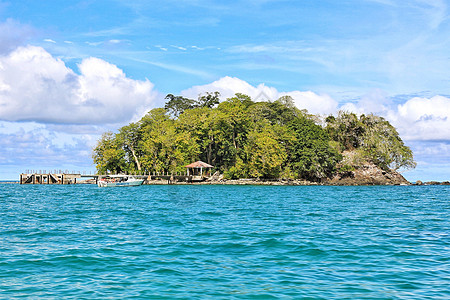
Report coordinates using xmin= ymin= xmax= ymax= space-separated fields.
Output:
xmin=97 ymin=175 xmax=144 ymax=187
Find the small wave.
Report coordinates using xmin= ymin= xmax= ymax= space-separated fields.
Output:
xmin=254 ymin=238 xmax=285 ymax=248
xmin=151 ymin=268 xmax=184 ymax=276
xmin=198 ymin=211 xmax=226 ymax=217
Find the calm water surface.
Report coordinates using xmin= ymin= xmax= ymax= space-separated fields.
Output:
xmin=0 ymin=184 xmax=449 ymax=299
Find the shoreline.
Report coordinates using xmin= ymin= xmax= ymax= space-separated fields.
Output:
xmin=141 ymin=178 xmax=450 ymax=186
xmin=4 ymin=179 xmax=449 ymax=186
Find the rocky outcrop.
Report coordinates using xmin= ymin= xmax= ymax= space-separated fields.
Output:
xmin=413 ymin=180 xmax=450 ymax=185
xmin=326 ymin=162 xmax=410 ymax=185
xmin=326 ymin=150 xmax=410 ymax=185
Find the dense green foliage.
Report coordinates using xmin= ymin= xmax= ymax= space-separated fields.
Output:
xmin=326 ymin=111 xmax=416 ymax=171
xmin=93 ymin=93 xmax=415 ymax=180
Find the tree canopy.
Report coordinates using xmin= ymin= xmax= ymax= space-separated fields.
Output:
xmin=93 ymin=93 xmax=416 ymax=180
xmin=325 ymin=111 xmax=416 ymax=171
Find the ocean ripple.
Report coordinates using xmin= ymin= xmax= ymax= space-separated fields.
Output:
xmin=0 ymin=184 xmax=449 ymax=299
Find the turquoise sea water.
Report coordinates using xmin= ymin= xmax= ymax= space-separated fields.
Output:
xmin=0 ymin=184 xmax=449 ymax=299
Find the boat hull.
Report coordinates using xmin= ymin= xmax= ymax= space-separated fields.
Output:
xmin=97 ymin=178 xmax=144 ymax=187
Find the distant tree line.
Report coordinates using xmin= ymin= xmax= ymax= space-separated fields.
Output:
xmin=92 ymin=92 xmax=415 ymax=181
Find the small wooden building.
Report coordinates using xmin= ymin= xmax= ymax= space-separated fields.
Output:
xmin=185 ymin=161 xmax=214 ymax=177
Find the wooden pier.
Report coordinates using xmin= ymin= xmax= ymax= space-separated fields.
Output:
xmin=20 ymin=162 xmax=217 ymax=185
xmin=19 ymin=173 xmax=210 ymax=185
xmin=20 ymin=173 xmax=82 ymax=185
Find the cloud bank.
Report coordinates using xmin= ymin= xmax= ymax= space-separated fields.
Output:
xmin=182 ymin=76 xmax=338 ymax=115
xmin=0 ymin=45 xmax=158 ymax=124
xmin=181 ymin=76 xmax=450 ymax=143
xmin=389 ymin=95 xmax=450 ymax=141
xmin=338 ymin=91 xmax=450 ymax=142
xmin=2 ymin=45 xmax=449 ymax=143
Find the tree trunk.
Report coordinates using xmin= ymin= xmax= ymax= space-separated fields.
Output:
xmin=207 ymin=135 xmax=213 ymax=165
xmin=129 ymin=145 xmax=141 ymax=171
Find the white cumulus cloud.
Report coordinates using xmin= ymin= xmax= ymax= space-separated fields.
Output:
xmin=387 ymin=95 xmax=450 ymax=141
xmin=336 ymin=92 xmax=450 ymax=141
xmin=181 ymin=76 xmax=338 ymax=114
xmin=0 ymin=45 xmax=158 ymax=124
xmin=280 ymin=91 xmax=338 ymax=115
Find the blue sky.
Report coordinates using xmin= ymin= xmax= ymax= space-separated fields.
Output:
xmin=1 ymin=0 xmax=450 ymax=181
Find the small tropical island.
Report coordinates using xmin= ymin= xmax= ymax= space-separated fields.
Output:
xmin=93 ymin=92 xmax=416 ymax=185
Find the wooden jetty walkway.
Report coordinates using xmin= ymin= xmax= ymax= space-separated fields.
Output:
xmin=20 ymin=172 xmax=83 ymax=184
xmin=19 ymin=172 xmax=209 ymax=185
xmin=20 ymin=161 xmax=216 ymax=185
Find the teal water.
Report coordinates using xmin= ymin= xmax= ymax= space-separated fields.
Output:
xmin=1 ymin=184 xmax=449 ymax=299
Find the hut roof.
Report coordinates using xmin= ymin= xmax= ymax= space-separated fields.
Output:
xmin=185 ymin=161 xmax=214 ymax=168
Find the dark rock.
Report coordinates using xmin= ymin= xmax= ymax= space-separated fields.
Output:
xmin=327 ymin=162 xmax=410 ymax=186
xmin=425 ymin=181 xmax=441 ymax=185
